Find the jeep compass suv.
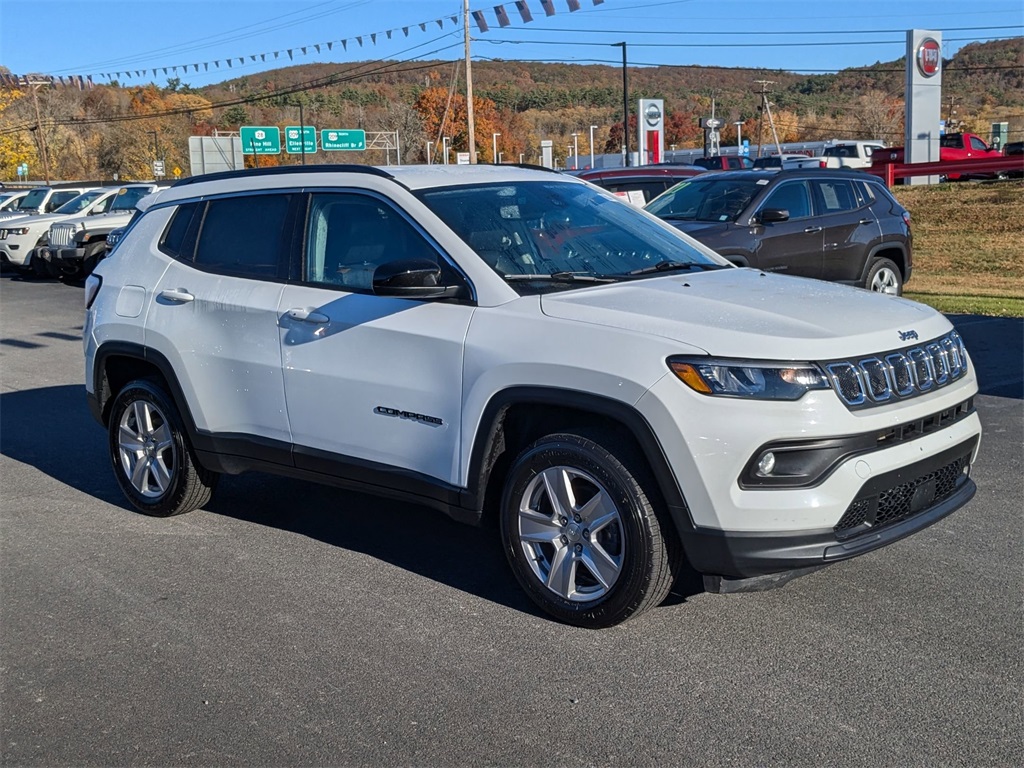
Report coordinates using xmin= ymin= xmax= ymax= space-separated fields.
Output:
xmin=84 ymin=165 xmax=980 ymax=627
xmin=646 ymin=169 xmax=912 ymax=295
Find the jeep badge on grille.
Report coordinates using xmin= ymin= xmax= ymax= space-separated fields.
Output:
xmin=899 ymin=330 xmax=919 ymax=341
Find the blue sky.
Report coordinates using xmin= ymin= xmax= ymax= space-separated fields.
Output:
xmin=1 ymin=0 xmax=1021 ymax=86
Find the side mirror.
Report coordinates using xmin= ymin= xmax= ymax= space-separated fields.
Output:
xmin=372 ymin=258 xmax=464 ymax=299
xmin=758 ymin=208 xmax=789 ymax=224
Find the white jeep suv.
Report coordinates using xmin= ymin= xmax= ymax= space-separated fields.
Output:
xmin=84 ymin=165 xmax=981 ymax=627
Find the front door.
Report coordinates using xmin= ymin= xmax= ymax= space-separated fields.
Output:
xmin=750 ymin=180 xmax=823 ymax=278
xmin=278 ymin=191 xmax=473 ymax=487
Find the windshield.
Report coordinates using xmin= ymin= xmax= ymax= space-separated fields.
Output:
xmin=20 ymin=189 xmax=49 ymax=210
xmin=416 ymin=180 xmax=722 ymax=293
xmin=645 ymin=178 xmax=762 ymax=222
xmin=110 ymin=187 xmax=152 ymax=212
xmin=55 ymin=190 xmax=107 ymax=215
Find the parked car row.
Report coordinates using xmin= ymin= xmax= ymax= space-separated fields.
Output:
xmin=0 ymin=183 xmax=161 ymax=280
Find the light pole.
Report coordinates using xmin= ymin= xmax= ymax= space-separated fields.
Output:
xmin=498 ymin=152 xmax=504 ymax=164
xmin=571 ymin=132 xmax=580 ymax=170
xmin=614 ymin=41 xmax=629 ymax=166
xmin=426 ymin=141 xmax=432 ymax=165
xmin=589 ymin=125 xmax=598 ymax=169
xmin=492 ymin=132 xmax=501 ymax=164
xmin=147 ymin=130 xmax=160 ymax=178
xmin=734 ymin=121 xmax=743 ymax=152
xmin=443 ymin=137 xmax=451 ymax=165
xmin=519 ymin=153 xmax=524 ymax=164
xmin=567 ymin=145 xmax=573 ymax=169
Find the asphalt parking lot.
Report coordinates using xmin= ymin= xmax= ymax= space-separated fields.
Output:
xmin=1 ymin=274 xmax=1021 ymax=767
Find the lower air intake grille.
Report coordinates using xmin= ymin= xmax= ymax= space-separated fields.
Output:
xmin=834 ymin=453 xmax=971 ymax=539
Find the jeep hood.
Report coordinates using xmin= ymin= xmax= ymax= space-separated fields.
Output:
xmin=539 ymin=268 xmax=949 ymax=360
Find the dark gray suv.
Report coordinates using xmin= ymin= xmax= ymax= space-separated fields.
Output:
xmin=645 ymin=169 xmax=912 ymax=295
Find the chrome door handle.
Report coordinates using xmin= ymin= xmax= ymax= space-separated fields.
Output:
xmin=159 ymin=288 xmax=195 ymax=303
xmin=803 ymin=226 xmax=823 ymax=233
xmin=286 ymin=308 xmax=330 ymax=324
xmin=858 ymin=219 xmax=873 ymax=225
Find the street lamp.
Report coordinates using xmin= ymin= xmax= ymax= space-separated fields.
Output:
xmin=589 ymin=125 xmax=598 ymax=169
xmin=492 ymin=132 xmax=501 ymax=164
xmin=734 ymin=121 xmax=743 ymax=152
xmin=498 ymin=152 xmax=504 ymax=164
xmin=571 ymin=132 xmax=580 ymax=170
xmin=443 ymin=136 xmax=451 ymax=165
xmin=567 ymin=145 xmax=573 ymax=169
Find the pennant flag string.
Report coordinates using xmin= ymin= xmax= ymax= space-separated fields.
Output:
xmin=46 ymin=1 xmax=604 ymax=84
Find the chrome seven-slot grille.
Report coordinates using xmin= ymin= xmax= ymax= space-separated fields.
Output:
xmin=823 ymin=330 xmax=969 ymax=409
xmin=48 ymin=223 xmax=77 ymax=248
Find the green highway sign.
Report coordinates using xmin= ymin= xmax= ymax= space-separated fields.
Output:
xmin=240 ymin=126 xmax=281 ymax=155
xmin=321 ymin=129 xmax=366 ymax=151
xmin=285 ymin=125 xmax=317 ymax=154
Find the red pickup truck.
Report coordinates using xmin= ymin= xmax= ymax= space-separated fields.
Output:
xmin=872 ymin=133 xmax=1001 ymax=179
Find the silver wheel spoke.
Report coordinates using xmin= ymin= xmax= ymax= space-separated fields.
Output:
xmin=540 ymin=467 xmax=576 ymax=520
xmin=119 ymin=424 xmax=144 ymax=452
xmin=546 ymin=545 xmax=577 ymax=599
xmin=130 ymin=455 xmax=151 ymax=492
xmin=581 ymin=542 xmax=621 ymax=590
xmin=519 ymin=512 xmax=561 ymax=544
xmin=151 ymin=423 xmax=173 ymax=452
xmin=581 ymin=492 xmax=617 ymax=533
xmin=133 ymin=400 xmax=153 ymax=434
xmin=150 ymin=457 xmax=172 ymax=493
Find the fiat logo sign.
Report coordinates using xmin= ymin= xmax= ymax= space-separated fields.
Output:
xmin=917 ymin=38 xmax=941 ymax=78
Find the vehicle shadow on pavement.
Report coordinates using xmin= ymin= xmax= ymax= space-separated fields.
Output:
xmin=950 ymin=315 xmax=1024 ymax=400
xmin=0 ymin=384 xmax=125 ymax=505
xmin=0 ymin=383 xmax=706 ymax=617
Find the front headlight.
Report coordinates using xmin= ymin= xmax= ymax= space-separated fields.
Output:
xmin=8 ymin=227 xmax=31 ymax=236
xmin=668 ymin=357 xmax=831 ymax=400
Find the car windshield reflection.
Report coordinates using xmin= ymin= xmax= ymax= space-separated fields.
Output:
xmin=417 ymin=181 xmax=723 ymax=293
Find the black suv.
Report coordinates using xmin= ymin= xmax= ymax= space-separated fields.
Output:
xmin=645 ymin=169 xmax=912 ymax=295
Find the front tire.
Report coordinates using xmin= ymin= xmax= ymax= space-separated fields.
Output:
xmin=108 ymin=379 xmax=217 ymax=516
xmin=500 ymin=431 xmax=681 ymax=628
xmin=865 ymin=257 xmax=903 ymax=296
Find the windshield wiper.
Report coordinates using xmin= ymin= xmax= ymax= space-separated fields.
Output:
xmin=625 ymin=261 xmax=724 ymax=277
xmin=656 ymin=213 xmax=697 ymax=221
xmin=504 ymin=271 xmax=619 ymax=283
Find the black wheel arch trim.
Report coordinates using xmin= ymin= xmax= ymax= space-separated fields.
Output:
xmin=461 ymin=385 xmax=700 ymax=543
xmin=860 ymin=243 xmax=909 ymax=282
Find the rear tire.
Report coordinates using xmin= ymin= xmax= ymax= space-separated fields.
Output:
xmin=865 ymin=257 xmax=903 ymax=296
xmin=108 ymin=379 xmax=218 ymax=517
xmin=499 ymin=430 xmax=682 ymax=628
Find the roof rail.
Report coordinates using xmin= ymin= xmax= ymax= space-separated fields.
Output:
xmin=171 ymin=164 xmax=395 ymax=188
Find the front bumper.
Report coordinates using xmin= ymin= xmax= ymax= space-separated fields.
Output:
xmin=57 ymin=246 xmax=87 ymax=264
xmin=684 ymin=436 xmax=977 ymax=577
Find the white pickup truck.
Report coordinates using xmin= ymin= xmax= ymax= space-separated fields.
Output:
xmin=814 ymin=141 xmax=886 ymax=170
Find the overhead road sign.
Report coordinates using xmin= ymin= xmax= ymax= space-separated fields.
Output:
xmin=240 ymin=126 xmax=281 ymax=155
xmin=285 ymin=126 xmax=317 ymax=154
xmin=321 ymin=129 xmax=366 ymax=151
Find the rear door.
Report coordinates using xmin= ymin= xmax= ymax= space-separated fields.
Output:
xmin=145 ymin=192 xmax=298 ymax=448
xmin=750 ymin=180 xmax=823 ymax=278
xmin=813 ymin=178 xmax=881 ymax=283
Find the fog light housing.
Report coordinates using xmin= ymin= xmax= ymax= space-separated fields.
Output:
xmin=757 ymin=452 xmax=776 ymax=476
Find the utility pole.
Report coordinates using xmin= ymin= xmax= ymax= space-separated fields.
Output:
xmin=27 ymin=79 xmax=52 ymax=184
xmin=615 ymin=43 xmax=630 ymax=166
xmin=944 ymin=95 xmax=958 ymax=130
xmin=463 ymin=0 xmax=477 ymax=163
xmin=754 ymin=80 xmax=783 ymax=158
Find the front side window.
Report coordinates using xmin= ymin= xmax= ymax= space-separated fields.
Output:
xmin=194 ymin=194 xmax=292 ymax=279
xmin=419 ymin=180 xmax=722 ymax=294
xmin=55 ymin=190 xmax=107 ymax=215
xmin=761 ymin=181 xmax=812 ymax=219
xmin=304 ymin=193 xmax=442 ymax=291
xmin=969 ymin=136 xmax=988 ymax=151
xmin=47 ymin=191 xmax=81 ymax=211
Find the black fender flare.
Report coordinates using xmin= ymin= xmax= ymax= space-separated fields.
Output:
xmin=460 ymin=385 xmax=698 ymax=542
